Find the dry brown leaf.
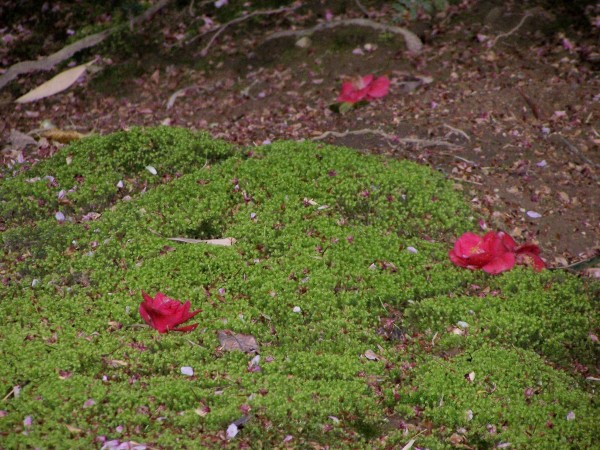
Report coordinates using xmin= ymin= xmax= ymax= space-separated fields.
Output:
xmin=364 ymin=349 xmax=379 ymax=361
xmin=167 ymin=237 xmax=236 ymax=246
xmin=217 ymin=330 xmax=258 ymax=353
xmin=41 ymin=129 xmax=86 ymax=143
xmin=16 ymin=60 xmax=94 ymax=103
xmin=65 ymin=424 xmax=83 ymax=433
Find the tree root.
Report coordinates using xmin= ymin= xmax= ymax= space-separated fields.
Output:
xmin=264 ymin=18 xmax=423 ymax=54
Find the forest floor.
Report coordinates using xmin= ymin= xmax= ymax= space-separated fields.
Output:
xmin=1 ymin=0 xmax=599 ymax=269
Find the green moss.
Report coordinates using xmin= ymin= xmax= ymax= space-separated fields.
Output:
xmin=400 ymin=344 xmax=597 ymax=448
xmin=0 ymin=132 xmax=597 ymax=448
xmin=405 ymin=268 xmax=599 ymax=367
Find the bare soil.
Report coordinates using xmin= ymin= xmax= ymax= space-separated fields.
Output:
xmin=1 ymin=0 xmax=598 ymax=269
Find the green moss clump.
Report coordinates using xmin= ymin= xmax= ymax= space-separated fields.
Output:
xmin=400 ymin=344 xmax=597 ymax=449
xmin=0 ymin=132 xmax=597 ymax=448
xmin=0 ymin=126 xmax=235 ymax=227
xmin=405 ymin=268 xmax=598 ymax=367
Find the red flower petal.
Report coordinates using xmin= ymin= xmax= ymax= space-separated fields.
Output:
xmin=482 ymin=251 xmax=516 ymax=274
xmin=366 ymin=76 xmax=390 ymax=99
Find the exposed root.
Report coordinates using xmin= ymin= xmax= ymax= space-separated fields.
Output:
xmin=489 ymin=12 xmax=534 ymax=47
xmin=311 ymin=128 xmax=462 ymax=149
xmin=264 ymin=18 xmax=423 ymax=54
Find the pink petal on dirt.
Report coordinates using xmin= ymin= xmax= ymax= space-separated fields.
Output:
xmin=536 ymin=160 xmax=547 ymax=167
xmin=526 ymin=211 xmax=542 ymax=219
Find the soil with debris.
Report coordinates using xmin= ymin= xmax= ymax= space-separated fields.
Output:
xmin=1 ymin=0 xmax=598 ymax=270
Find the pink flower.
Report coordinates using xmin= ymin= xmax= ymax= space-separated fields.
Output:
xmin=337 ymin=74 xmax=390 ymax=104
xmin=449 ymin=231 xmax=545 ymax=274
xmin=449 ymin=231 xmax=516 ymax=274
xmin=514 ymin=244 xmax=546 ymax=272
xmin=139 ymin=291 xmax=201 ymax=333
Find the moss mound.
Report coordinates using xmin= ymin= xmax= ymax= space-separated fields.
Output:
xmin=0 ymin=129 xmax=597 ymax=448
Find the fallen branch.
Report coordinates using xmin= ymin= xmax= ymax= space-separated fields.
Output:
xmin=264 ymin=18 xmax=423 ymax=54
xmin=517 ymin=87 xmax=542 ymax=120
xmin=311 ymin=128 xmax=461 ymax=148
xmin=443 ymin=123 xmax=471 ymax=141
xmin=0 ymin=0 xmax=172 ymax=91
xmin=197 ymin=4 xmax=301 ymax=56
xmin=554 ymin=134 xmax=599 ymax=169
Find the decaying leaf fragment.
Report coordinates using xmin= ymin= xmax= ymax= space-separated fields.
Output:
xmin=217 ymin=330 xmax=258 ymax=353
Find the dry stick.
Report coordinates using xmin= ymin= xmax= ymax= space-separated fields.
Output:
xmin=311 ymin=128 xmax=462 ymax=149
xmin=0 ymin=0 xmax=173 ymax=90
xmin=443 ymin=123 xmax=471 ymax=141
xmin=517 ymin=87 xmax=542 ymax=120
xmin=555 ymin=134 xmax=599 ymax=169
xmin=354 ymin=0 xmax=371 ymax=17
xmin=489 ymin=12 xmax=533 ymax=47
xmin=264 ymin=18 xmax=423 ymax=54
xmin=197 ymin=4 xmax=300 ymax=56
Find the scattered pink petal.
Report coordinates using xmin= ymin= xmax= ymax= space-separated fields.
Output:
xmin=115 ymin=425 xmax=124 ymax=433
xmin=478 ymin=219 xmax=488 ymax=230
xmin=283 ymin=435 xmax=293 ymax=443
xmin=214 ymin=0 xmax=228 ymax=7
xmin=83 ymin=398 xmax=96 ymax=408
xmin=0 ymin=410 xmax=7 ymax=417
xmin=352 ymin=48 xmax=365 ymax=55
xmin=566 ymin=411 xmax=575 ymax=421
xmin=226 ymin=423 xmax=238 ymax=439
xmin=590 ymin=333 xmax=599 ymax=342
xmin=24 ymin=415 xmax=32 ymax=427
xmin=407 ymin=246 xmax=418 ymax=253
xmin=536 ymin=160 xmax=547 ymax=167
xmin=116 ymin=180 xmax=124 ymax=188
xmin=55 ymin=211 xmax=65 ymax=222
xmin=57 ymin=189 xmax=66 ymax=199
xmin=526 ymin=211 xmax=542 ymax=219
xmin=181 ymin=366 xmax=194 ymax=376
xmin=324 ymin=9 xmax=333 ymax=21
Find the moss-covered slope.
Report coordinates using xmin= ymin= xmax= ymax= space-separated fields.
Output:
xmin=0 ymin=128 xmax=597 ymax=448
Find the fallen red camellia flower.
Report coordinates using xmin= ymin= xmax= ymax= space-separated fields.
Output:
xmin=449 ymin=231 xmax=545 ymax=274
xmin=139 ymin=291 xmax=201 ymax=333
xmin=337 ymin=74 xmax=390 ymax=104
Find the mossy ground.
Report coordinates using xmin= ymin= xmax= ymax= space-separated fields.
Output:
xmin=1 ymin=127 xmax=597 ymax=448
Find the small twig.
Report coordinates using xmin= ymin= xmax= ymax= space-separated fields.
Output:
xmin=489 ymin=12 xmax=533 ymax=47
xmin=554 ymin=134 xmax=599 ymax=169
xmin=443 ymin=123 xmax=471 ymax=141
xmin=311 ymin=128 xmax=462 ymax=149
xmin=517 ymin=87 xmax=542 ymax=120
xmin=439 ymin=152 xmax=476 ymax=165
xmin=448 ymin=176 xmax=483 ymax=185
xmin=354 ymin=0 xmax=371 ymax=17
xmin=264 ymin=18 xmax=422 ymax=53
xmin=198 ymin=4 xmax=300 ymax=56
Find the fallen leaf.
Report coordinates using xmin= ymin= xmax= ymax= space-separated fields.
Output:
xmin=40 ymin=129 xmax=86 ymax=144
xmin=65 ymin=424 xmax=83 ymax=433
xmin=401 ymin=439 xmax=415 ymax=450
xmin=217 ymin=330 xmax=258 ymax=353
xmin=167 ymin=237 xmax=237 ymax=246
xmin=16 ymin=60 xmax=94 ymax=103
xmin=364 ymin=349 xmax=379 ymax=361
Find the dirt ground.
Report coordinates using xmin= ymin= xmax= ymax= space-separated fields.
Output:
xmin=1 ymin=0 xmax=598 ymax=270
